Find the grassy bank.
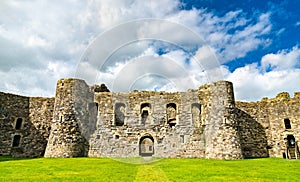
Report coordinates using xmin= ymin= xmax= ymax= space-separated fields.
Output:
xmin=0 ymin=157 xmax=299 ymax=181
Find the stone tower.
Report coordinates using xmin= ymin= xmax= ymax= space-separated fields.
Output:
xmin=1 ymin=77 xmax=300 ymax=159
xmin=44 ymin=78 xmax=96 ymax=157
xmin=200 ymin=81 xmax=242 ymax=159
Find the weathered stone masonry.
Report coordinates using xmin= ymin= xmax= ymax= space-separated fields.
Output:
xmin=0 ymin=78 xmax=299 ymax=159
xmin=0 ymin=92 xmax=54 ymax=157
xmin=236 ymin=92 xmax=300 ymax=158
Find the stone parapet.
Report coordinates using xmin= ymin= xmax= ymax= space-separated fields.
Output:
xmin=1 ymin=78 xmax=299 ymax=160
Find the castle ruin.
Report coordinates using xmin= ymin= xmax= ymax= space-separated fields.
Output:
xmin=0 ymin=78 xmax=299 ymax=159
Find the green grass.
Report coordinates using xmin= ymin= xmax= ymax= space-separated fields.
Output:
xmin=0 ymin=156 xmax=299 ymax=181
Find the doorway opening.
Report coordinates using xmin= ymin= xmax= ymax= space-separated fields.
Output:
xmin=139 ymin=136 xmax=154 ymax=156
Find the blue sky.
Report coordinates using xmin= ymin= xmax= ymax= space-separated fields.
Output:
xmin=0 ymin=0 xmax=299 ymax=101
xmin=182 ymin=0 xmax=300 ymax=71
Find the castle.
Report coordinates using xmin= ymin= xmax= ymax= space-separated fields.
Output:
xmin=0 ymin=78 xmax=299 ymax=159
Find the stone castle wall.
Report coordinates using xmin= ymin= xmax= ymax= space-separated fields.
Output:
xmin=236 ymin=92 xmax=300 ymax=158
xmin=88 ymin=90 xmax=206 ymax=158
xmin=87 ymin=80 xmax=242 ymax=159
xmin=0 ymin=92 xmax=54 ymax=157
xmin=0 ymin=78 xmax=299 ymax=159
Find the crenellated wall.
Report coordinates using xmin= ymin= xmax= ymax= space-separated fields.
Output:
xmin=1 ymin=78 xmax=299 ymax=160
xmin=87 ymin=80 xmax=242 ymax=159
xmin=88 ymin=89 xmax=206 ymax=158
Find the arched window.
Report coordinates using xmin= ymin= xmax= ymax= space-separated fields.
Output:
xmin=115 ymin=103 xmax=125 ymax=126
xmin=15 ymin=118 xmax=23 ymax=130
xmin=12 ymin=135 xmax=21 ymax=147
xmin=141 ymin=103 xmax=151 ymax=125
xmin=166 ymin=103 xmax=177 ymax=127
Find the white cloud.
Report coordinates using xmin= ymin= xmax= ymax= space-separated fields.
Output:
xmin=216 ymin=13 xmax=272 ymax=62
xmin=261 ymin=46 xmax=300 ymax=71
xmin=0 ymin=0 xmax=89 ymax=96
xmin=86 ymin=0 xmax=181 ymax=29
xmin=226 ymin=46 xmax=300 ymax=101
xmin=94 ymin=48 xmax=198 ymax=92
xmin=0 ymin=0 xmax=288 ymax=100
xmin=27 ymin=35 xmax=49 ymax=48
xmin=169 ymin=10 xmax=272 ymax=63
xmin=79 ymin=0 xmax=273 ymax=69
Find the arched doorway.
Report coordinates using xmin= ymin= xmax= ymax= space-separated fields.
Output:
xmin=139 ymin=136 xmax=154 ymax=156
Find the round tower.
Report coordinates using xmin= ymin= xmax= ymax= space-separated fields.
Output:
xmin=200 ymin=81 xmax=242 ymax=159
xmin=44 ymin=78 xmax=94 ymax=157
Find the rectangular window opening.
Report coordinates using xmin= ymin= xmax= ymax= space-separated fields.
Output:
xmin=15 ymin=118 xmax=23 ymax=130
xmin=95 ymin=103 xmax=99 ymax=111
xmin=284 ymin=118 xmax=291 ymax=129
xmin=12 ymin=135 xmax=21 ymax=147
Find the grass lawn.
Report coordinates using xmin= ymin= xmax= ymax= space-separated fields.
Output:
xmin=0 ymin=156 xmax=299 ymax=181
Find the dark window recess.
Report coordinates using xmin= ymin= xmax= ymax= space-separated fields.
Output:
xmin=287 ymin=135 xmax=295 ymax=147
xmin=12 ymin=135 xmax=21 ymax=147
xmin=95 ymin=103 xmax=99 ymax=111
xmin=115 ymin=103 xmax=125 ymax=126
xmin=284 ymin=119 xmax=291 ymax=129
xmin=15 ymin=118 xmax=23 ymax=130
xmin=140 ymin=103 xmax=151 ymax=125
xmin=141 ymin=110 xmax=149 ymax=125
xmin=115 ymin=135 xmax=120 ymax=139
xmin=141 ymin=103 xmax=151 ymax=111
xmin=166 ymin=103 xmax=177 ymax=127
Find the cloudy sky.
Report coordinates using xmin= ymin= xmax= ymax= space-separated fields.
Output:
xmin=0 ymin=0 xmax=299 ymax=101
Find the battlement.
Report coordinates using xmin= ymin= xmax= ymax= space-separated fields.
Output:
xmin=0 ymin=78 xmax=299 ymax=160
